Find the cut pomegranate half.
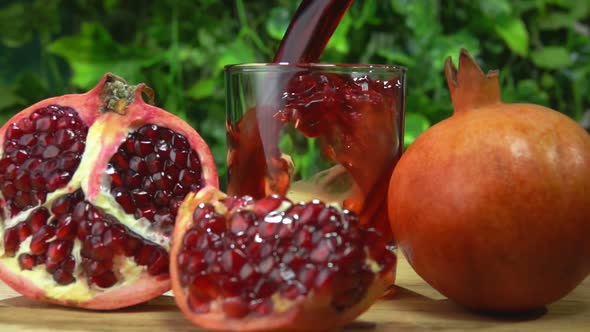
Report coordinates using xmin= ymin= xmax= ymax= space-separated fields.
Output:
xmin=0 ymin=74 xmax=218 ymax=309
xmin=171 ymin=186 xmax=396 ymax=331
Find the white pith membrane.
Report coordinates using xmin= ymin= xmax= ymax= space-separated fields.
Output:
xmin=0 ymin=112 xmax=207 ymax=304
xmin=172 ymin=188 xmax=396 ymax=330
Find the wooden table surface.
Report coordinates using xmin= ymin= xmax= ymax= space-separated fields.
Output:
xmin=0 ymin=257 xmax=588 ymax=331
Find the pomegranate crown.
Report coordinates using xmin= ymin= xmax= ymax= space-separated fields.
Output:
xmin=445 ymin=48 xmax=502 ymax=113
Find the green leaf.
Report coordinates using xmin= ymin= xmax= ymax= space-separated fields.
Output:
xmin=0 ymin=84 xmax=25 ymax=111
xmin=0 ymin=3 xmax=32 ymax=47
xmin=477 ymin=0 xmax=512 ymax=17
xmin=265 ymin=7 xmax=290 ymax=40
xmin=530 ymin=47 xmax=572 ymax=69
xmin=493 ymin=16 xmax=529 ymax=56
xmin=186 ymin=79 xmax=217 ymax=100
xmin=216 ymin=39 xmax=257 ymax=71
xmin=404 ymin=112 xmax=431 ymax=147
xmin=325 ymin=14 xmax=351 ymax=54
xmin=48 ymin=23 xmax=154 ymax=89
xmin=538 ymin=13 xmax=576 ymax=30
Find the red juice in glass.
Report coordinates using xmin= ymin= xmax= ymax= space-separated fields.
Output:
xmin=225 ymin=64 xmax=405 ymax=240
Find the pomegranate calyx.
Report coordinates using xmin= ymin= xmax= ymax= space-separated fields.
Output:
xmin=445 ymin=48 xmax=501 ymax=114
xmin=99 ymin=74 xmax=155 ymax=115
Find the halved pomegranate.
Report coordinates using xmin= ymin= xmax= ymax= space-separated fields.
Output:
xmin=0 ymin=74 xmax=218 ymax=309
xmin=171 ymin=186 xmax=396 ymax=331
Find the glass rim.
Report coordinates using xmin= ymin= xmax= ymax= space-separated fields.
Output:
xmin=224 ymin=62 xmax=406 ymax=74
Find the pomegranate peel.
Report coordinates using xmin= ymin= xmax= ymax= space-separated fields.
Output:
xmin=0 ymin=73 xmax=218 ymax=309
xmin=389 ymin=49 xmax=590 ymax=312
xmin=171 ymin=186 xmax=396 ymax=331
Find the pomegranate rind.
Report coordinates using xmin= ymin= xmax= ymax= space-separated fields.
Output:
xmin=170 ymin=186 xmax=395 ymax=332
xmin=388 ymin=49 xmax=590 ymax=312
xmin=0 ymin=260 xmax=170 ymax=309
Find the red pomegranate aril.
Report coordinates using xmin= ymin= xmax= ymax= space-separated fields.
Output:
xmin=129 ymin=156 xmax=148 ymax=175
xmin=146 ymin=153 xmax=162 ymax=173
xmin=46 ymin=171 xmax=71 ymax=191
xmin=131 ymin=190 xmax=150 ymax=208
xmin=3 ymin=227 xmax=20 ymax=255
xmin=42 ymin=145 xmax=60 ymax=159
xmin=253 ymin=195 xmax=285 ymax=216
xmin=14 ymin=171 xmax=31 ymax=191
xmin=85 ymin=259 xmax=113 ymax=277
xmin=28 ymin=209 xmax=51 ymax=231
xmin=134 ymin=140 xmax=153 ymax=157
xmin=190 ymin=275 xmax=218 ymax=301
xmin=221 ymin=249 xmax=248 ymax=274
xmin=18 ymin=254 xmax=37 ymax=270
xmin=222 ymin=297 xmax=249 ymax=318
xmin=53 ymin=269 xmax=75 ymax=285
xmin=138 ymin=124 xmax=158 ymax=139
xmin=47 ymin=240 xmax=73 ymax=262
xmin=147 ymin=248 xmax=169 ymax=275
xmin=29 ymin=225 xmax=55 ymax=255
xmin=135 ymin=244 xmax=155 ymax=266
xmin=200 ymin=215 xmax=226 ymax=235
xmin=111 ymin=189 xmax=133 ymax=214
xmin=110 ymin=154 xmax=128 ymax=169
xmin=17 ymin=223 xmax=32 ymax=242
xmin=3 ymin=181 xmax=17 ymax=199
xmin=102 ymin=229 xmax=125 ymax=254
xmin=12 ymin=149 xmax=29 ymax=163
xmin=93 ymin=271 xmax=117 ymax=288
xmin=51 ymin=196 xmax=71 ymax=215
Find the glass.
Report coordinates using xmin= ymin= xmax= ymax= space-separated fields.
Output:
xmin=224 ymin=63 xmax=405 ymax=237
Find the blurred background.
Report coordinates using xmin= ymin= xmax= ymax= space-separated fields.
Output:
xmin=0 ymin=0 xmax=589 ymax=184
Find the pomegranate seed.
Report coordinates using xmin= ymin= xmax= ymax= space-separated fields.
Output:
xmin=185 ymin=253 xmax=205 ymax=275
xmin=34 ymin=116 xmax=56 ymax=131
xmin=54 ymin=128 xmax=75 ymax=148
xmin=222 ymin=297 xmax=249 ymax=318
xmin=135 ymin=244 xmax=155 ymax=266
xmin=2 ymin=181 xmax=17 ymax=199
xmin=42 ymin=145 xmax=60 ymax=159
xmin=46 ymin=171 xmax=71 ymax=191
xmin=131 ymin=190 xmax=150 ymax=208
xmin=3 ymin=227 xmax=19 ymax=256
xmin=147 ymin=248 xmax=169 ymax=275
xmin=155 ymin=141 xmax=171 ymax=159
xmin=171 ymin=134 xmax=190 ymax=150
xmin=229 ymin=211 xmax=255 ymax=235
xmin=134 ymin=140 xmax=153 ymax=157
xmin=170 ymin=149 xmax=189 ymax=167
xmin=61 ymin=255 xmax=76 ymax=273
xmin=92 ymin=271 xmax=117 ymax=288
xmin=51 ymin=196 xmax=71 ymax=215
xmin=189 ymin=275 xmax=218 ymax=301
xmin=30 ymin=172 xmax=46 ymax=190
xmin=113 ymin=188 xmax=134 ymax=213
xmin=86 ymin=259 xmax=113 ymax=276
xmin=17 ymin=222 xmax=32 ymax=242
xmin=5 ymin=164 xmax=17 ymax=180
xmin=138 ymin=124 xmax=158 ymax=139
xmin=153 ymin=191 xmax=170 ymax=207
xmin=253 ymin=195 xmax=285 ymax=216
xmin=221 ymin=249 xmax=247 ymax=274
xmin=14 ymin=171 xmax=31 ymax=191
xmin=110 ymin=154 xmax=128 ymax=169
xmin=18 ymin=133 xmax=37 ymax=146
xmin=125 ymin=172 xmax=142 ymax=187
xmin=47 ymin=240 xmax=72 ymax=262
xmin=187 ymin=151 xmax=201 ymax=171
xmin=53 ymin=269 xmax=75 ymax=285
xmin=102 ymin=229 xmax=125 ymax=254
xmin=151 ymin=172 xmax=173 ymax=190
xmin=12 ymin=149 xmax=29 ymax=163
xmin=18 ymin=254 xmax=36 ymax=270
xmin=200 ymin=215 xmax=226 ymax=234
xmin=6 ymin=124 xmax=24 ymax=139
xmin=129 ymin=156 xmax=148 ymax=175
xmin=146 ymin=153 xmax=162 ymax=173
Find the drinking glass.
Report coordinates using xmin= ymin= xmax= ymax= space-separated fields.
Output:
xmin=225 ymin=63 xmax=405 ymax=238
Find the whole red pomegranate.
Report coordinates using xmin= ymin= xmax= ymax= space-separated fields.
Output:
xmin=388 ymin=49 xmax=590 ymax=312
xmin=0 ymin=74 xmax=218 ymax=309
xmin=170 ymin=186 xmax=396 ymax=331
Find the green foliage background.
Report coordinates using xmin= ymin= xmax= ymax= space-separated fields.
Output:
xmin=1 ymin=0 xmax=589 ymax=184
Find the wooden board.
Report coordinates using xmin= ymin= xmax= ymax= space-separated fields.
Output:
xmin=0 ymin=257 xmax=588 ymax=332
